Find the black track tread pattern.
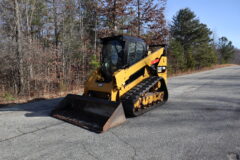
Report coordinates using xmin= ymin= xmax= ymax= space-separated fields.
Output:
xmin=121 ymin=76 xmax=168 ymax=117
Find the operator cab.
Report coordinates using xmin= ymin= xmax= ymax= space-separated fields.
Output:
xmin=101 ymin=35 xmax=148 ymax=81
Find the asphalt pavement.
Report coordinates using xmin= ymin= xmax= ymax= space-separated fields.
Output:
xmin=0 ymin=65 xmax=240 ymax=160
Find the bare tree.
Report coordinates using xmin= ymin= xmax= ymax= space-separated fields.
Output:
xmin=14 ymin=0 xmax=24 ymax=94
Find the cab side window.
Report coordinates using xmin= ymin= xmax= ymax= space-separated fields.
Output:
xmin=136 ymin=42 xmax=145 ymax=61
xmin=127 ymin=42 xmax=146 ymax=66
xmin=127 ymin=42 xmax=136 ymax=66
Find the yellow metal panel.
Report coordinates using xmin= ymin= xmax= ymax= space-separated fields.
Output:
xmin=84 ymin=70 xmax=113 ymax=94
xmin=158 ymin=72 xmax=167 ymax=84
xmin=157 ymin=56 xmax=167 ymax=83
xmin=119 ymin=74 xmax=149 ymax=97
xmin=114 ymin=48 xmax=164 ymax=89
xmin=111 ymin=90 xmax=118 ymax=101
xmin=159 ymin=56 xmax=167 ymax=66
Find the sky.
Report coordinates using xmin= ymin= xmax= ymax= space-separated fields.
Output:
xmin=165 ymin=0 xmax=240 ymax=48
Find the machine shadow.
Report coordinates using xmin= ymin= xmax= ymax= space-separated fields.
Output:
xmin=0 ymin=97 xmax=125 ymax=134
xmin=0 ymin=97 xmax=63 ymax=117
xmin=0 ymin=98 xmax=47 ymax=108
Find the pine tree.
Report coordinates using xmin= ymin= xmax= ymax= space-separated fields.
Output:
xmin=218 ymin=37 xmax=235 ymax=64
xmin=193 ymin=44 xmax=217 ymax=68
xmin=170 ymin=8 xmax=213 ymax=69
xmin=168 ymin=39 xmax=185 ymax=73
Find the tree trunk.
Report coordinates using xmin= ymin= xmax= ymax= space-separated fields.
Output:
xmin=137 ymin=0 xmax=141 ymax=36
xmin=113 ymin=0 xmax=117 ymax=32
xmin=53 ymin=0 xmax=59 ymax=47
xmin=15 ymin=0 xmax=24 ymax=94
xmin=94 ymin=14 xmax=97 ymax=52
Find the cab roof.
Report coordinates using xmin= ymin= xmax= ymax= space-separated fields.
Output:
xmin=101 ymin=35 xmax=145 ymax=43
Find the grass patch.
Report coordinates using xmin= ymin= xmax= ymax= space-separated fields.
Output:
xmin=2 ymin=93 xmax=16 ymax=101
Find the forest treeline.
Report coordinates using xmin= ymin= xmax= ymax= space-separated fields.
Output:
xmin=0 ymin=0 xmax=237 ymax=101
xmin=168 ymin=8 xmax=236 ymax=73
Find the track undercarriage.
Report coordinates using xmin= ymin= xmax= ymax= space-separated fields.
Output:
xmin=122 ymin=76 xmax=168 ymax=117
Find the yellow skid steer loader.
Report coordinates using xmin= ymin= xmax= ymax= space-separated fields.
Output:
xmin=51 ymin=35 xmax=168 ymax=133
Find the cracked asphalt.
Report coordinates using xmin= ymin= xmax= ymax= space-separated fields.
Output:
xmin=0 ymin=65 xmax=240 ymax=160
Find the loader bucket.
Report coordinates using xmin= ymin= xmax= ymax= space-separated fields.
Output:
xmin=51 ymin=94 xmax=126 ymax=133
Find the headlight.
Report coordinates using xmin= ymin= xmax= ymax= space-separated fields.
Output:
xmin=157 ymin=66 xmax=166 ymax=73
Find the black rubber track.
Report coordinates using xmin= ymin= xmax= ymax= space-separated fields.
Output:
xmin=121 ymin=76 xmax=168 ymax=117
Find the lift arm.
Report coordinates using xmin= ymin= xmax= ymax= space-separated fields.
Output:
xmin=113 ymin=48 xmax=165 ymax=89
